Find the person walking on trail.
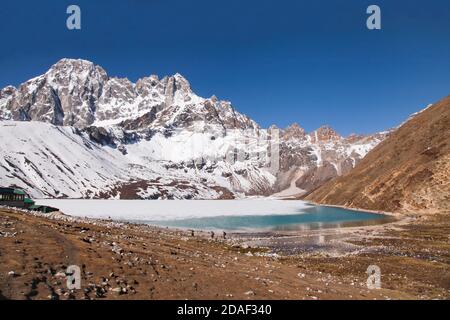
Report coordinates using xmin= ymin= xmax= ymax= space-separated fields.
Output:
xmin=223 ymin=231 xmax=227 ymax=239
xmin=211 ymin=231 xmax=215 ymax=239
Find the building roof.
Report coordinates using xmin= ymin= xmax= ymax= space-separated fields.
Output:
xmin=0 ymin=188 xmax=15 ymax=194
xmin=28 ymin=204 xmax=59 ymax=212
xmin=0 ymin=187 xmax=26 ymax=195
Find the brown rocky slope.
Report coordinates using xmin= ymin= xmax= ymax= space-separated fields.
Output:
xmin=305 ymin=95 xmax=450 ymax=214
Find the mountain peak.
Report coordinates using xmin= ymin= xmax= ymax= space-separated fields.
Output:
xmin=311 ymin=125 xmax=341 ymax=142
xmin=173 ymin=72 xmax=186 ymax=79
xmin=285 ymin=123 xmax=303 ymax=131
xmin=171 ymin=73 xmax=192 ymax=92
xmin=50 ymin=58 xmax=96 ymax=70
xmin=283 ymin=123 xmax=306 ymax=139
xmin=46 ymin=58 xmax=108 ymax=84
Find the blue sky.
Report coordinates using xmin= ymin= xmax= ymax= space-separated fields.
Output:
xmin=0 ymin=0 xmax=449 ymax=135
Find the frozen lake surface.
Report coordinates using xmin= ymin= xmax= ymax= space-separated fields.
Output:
xmin=36 ymin=199 xmax=390 ymax=231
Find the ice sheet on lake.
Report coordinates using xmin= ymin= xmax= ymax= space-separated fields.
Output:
xmin=35 ymin=199 xmax=311 ymax=221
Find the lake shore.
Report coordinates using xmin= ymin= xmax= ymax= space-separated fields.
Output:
xmin=301 ymin=200 xmax=404 ymax=218
xmin=0 ymin=206 xmax=448 ymax=300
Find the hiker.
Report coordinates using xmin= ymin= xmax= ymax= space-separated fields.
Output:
xmin=223 ymin=231 xmax=227 ymax=239
xmin=210 ymin=231 xmax=215 ymax=239
xmin=191 ymin=229 xmax=195 ymax=237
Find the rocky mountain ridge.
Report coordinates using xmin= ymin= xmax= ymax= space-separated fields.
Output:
xmin=0 ymin=59 xmax=388 ymax=199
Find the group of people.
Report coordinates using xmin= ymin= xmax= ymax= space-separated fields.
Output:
xmin=189 ymin=229 xmax=227 ymax=239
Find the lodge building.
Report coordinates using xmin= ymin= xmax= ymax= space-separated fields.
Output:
xmin=0 ymin=187 xmax=35 ymax=209
xmin=0 ymin=187 xmax=59 ymax=213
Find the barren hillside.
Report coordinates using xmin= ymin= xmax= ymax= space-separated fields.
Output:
xmin=306 ymin=95 xmax=450 ymax=214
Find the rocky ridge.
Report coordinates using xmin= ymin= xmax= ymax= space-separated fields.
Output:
xmin=0 ymin=59 xmax=387 ymax=199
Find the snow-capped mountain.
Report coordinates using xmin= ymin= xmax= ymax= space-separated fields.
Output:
xmin=0 ymin=59 xmax=388 ymax=199
xmin=0 ymin=59 xmax=257 ymax=131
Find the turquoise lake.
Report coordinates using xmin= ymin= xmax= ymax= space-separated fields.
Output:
xmin=144 ymin=205 xmax=393 ymax=231
xmin=36 ymin=199 xmax=394 ymax=232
